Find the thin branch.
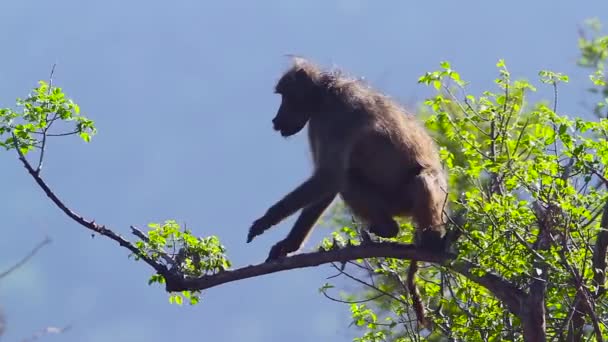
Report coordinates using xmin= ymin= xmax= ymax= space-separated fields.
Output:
xmin=0 ymin=237 xmax=51 ymax=280
xmin=46 ymin=130 xmax=80 ymax=137
xmin=592 ymin=201 xmax=608 ymax=298
xmin=565 ymin=189 xmax=608 ymax=340
xmin=35 ymin=63 xmax=57 ymax=174
xmin=329 ymin=261 xmax=408 ymax=305
xmin=556 ymin=202 xmax=606 ymax=341
xmin=12 ymin=135 xmax=169 ymax=277
xmin=31 ymin=130 xmax=80 ymax=137
xmin=447 ymin=258 xmax=526 ymax=316
xmin=321 ymin=265 xmax=388 ymax=304
xmin=321 ymin=289 xmax=385 ymax=304
xmin=48 ymin=64 xmax=56 ymax=88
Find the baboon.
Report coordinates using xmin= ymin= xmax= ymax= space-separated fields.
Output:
xmin=246 ymin=57 xmax=448 ymax=326
xmin=246 ymin=57 xmax=447 ymax=257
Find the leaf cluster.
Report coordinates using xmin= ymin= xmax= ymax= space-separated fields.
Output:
xmin=135 ymin=220 xmax=232 ymax=305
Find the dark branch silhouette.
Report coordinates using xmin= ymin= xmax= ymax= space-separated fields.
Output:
xmin=12 ymin=135 xmax=169 ymax=277
xmin=0 ymin=237 xmax=51 ymax=280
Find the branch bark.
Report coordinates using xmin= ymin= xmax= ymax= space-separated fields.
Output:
xmin=164 ymin=242 xmax=528 ymax=321
xmin=524 ymin=270 xmax=547 ymax=342
xmin=167 ymin=242 xmax=447 ymax=291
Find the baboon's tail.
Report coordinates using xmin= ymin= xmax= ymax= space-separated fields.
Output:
xmin=406 ymin=261 xmax=428 ymax=327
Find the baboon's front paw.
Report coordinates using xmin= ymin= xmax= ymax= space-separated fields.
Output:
xmin=246 ymin=217 xmax=272 ymax=243
xmin=265 ymin=240 xmax=295 ymax=262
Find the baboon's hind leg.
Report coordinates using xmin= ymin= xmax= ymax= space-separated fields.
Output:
xmin=411 ymin=172 xmax=447 ymax=251
xmin=341 ymin=169 xmax=400 ymax=238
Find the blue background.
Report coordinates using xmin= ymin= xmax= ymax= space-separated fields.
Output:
xmin=1 ymin=1 xmax=606 ymax=341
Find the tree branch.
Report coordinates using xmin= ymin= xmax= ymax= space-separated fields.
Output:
xmin=447 ymin=259 xmax=527 ymax=317
xmin=592 ymin=201 xmax=608 ymax=299
xmin=565 ymin=199 xmax=608 ymax=341
xmin=165 ymin=241 xmax=527 ymax=319
xmin=12 ymin=136 xmax=169 ymax=277
xmin=0 ymin=237 xmax=51 ymax=280
xmin=167 ymin=242 xmax=446 ymax=291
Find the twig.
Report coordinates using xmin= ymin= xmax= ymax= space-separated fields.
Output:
xmin=30 ymin=130 xmax=80 ymax=137
xmin=35 ymin=64 xmax=57 ymax=174
xmin=320 ymin=281 xmax=386 ymax=304
xmin=448 ymin=258 xmax=526 ymax=317
xmin=0 ymin=237 xmax=51 ymax=280
xmin=329 ymin=261 xmax=407 ymax=305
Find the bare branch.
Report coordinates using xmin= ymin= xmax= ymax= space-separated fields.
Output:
xmin=12 ymin=135 xmax=169 ymax=277
xmin=0 ymin=237 xmax=51 ymax=280
xmin=46 ymin=130 xmax=79 ymax=137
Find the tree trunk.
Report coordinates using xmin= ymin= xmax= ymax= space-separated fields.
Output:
xmin=522 ymin=277 xmax=547 ymax=342
xmin=521 ymin=308 xmax=546 ymax=342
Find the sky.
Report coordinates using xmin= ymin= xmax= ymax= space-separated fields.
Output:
xmin=0 ymin=1 xmax=607 ymax=341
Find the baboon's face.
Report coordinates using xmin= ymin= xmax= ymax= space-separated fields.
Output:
xmin=272 ymin=93 xmax=312 ymax=137
xmin=272 ymin=69 xmax=321 ymax=137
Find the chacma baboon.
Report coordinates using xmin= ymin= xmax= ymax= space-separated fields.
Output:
xmin=247 ymin=57 xmax=447 ymax=256
xmin=246 ymin=57 xmax=448 ymax=326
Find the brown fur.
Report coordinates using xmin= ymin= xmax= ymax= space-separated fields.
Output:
xmin=246 ymin=58 xmax=448 ymax=325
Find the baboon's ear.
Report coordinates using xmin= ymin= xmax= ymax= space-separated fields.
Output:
xmin=295 ymin=68 xmax=310 ymax=82
xmin=295 ymin=69 xmax=317 ymax=91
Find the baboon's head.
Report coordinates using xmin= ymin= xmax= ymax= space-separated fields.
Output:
xmin=272 ymin=59 xmax=323 ymax=137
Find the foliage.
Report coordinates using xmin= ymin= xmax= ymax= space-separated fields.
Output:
xmin=135 ymin=220 xmax=232 ymax=305
xmin=0 ymin=80 xmax=95 ymax=154
xmin=322 ymin=22 xmax=608 ymax=341
xmin=0 ymin=79 xmax=234 ymax=307
xmin=578 ymin=17 xmax=608 ymax=118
